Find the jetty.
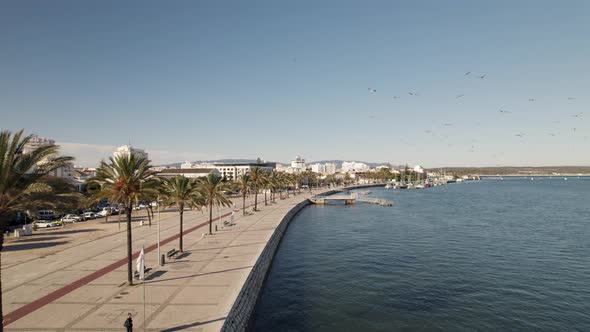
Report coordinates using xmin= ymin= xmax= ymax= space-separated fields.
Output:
xmin=309 ymin=192 xmax=393 ymax=207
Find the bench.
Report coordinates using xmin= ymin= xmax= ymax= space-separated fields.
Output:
xmin=166 ymin=248 xmax=179 ymax=258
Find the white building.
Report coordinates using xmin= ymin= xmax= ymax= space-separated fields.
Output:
xmin=113 ymin=145 xmax=148 ymax=160
xmin=413 ymin=165 xmax=425 ymax=174
xmin=290 ymin=156 xmax=306 ymax=173
xmin=23 ymin=135 xmax=74 ymax=180
xmin=158 ymin=168 xmax=221 ymax=179
xmin=175 ymin=162 xmax=276 ymax=181
xmin=341 ymin=161 xmax=370 ymax=173
xmin=310 ymin=162 xmax=337 ymax=175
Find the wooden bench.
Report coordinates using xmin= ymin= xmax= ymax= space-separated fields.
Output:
xmin=166 ymin=248 xmax=179 ymax=258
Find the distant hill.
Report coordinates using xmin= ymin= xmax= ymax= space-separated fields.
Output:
xmin=431 ymin=166 xmax=590 ymax=176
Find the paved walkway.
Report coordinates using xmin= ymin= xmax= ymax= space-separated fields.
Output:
xmin=2 ymin=190 xmax=323 ymax=331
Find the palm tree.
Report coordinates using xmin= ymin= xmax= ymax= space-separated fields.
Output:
xmin=160 ymin=176 xmax=204 ymax=252
xmin=237 ymin=174 xmax=251 ymax=216
xmin=0 ymin=129 xmax=74 ymax=330
xmin=199 ymin=173 xmax=232 ymax=235
xmin=250 ymin=167 xmax=263 ymax=211
xmin=89 ymin=153 xmax=158 ymax=286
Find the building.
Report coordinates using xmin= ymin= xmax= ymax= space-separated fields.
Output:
xmin=157 ymin=168 xmax=221 ymax=179
xmin=174 ymin=162 xmax=276 ymax=181
xmin=23 ymin=135 xmax=74 ymax=180
xmin=341 ymin=161 xmax=370 ymax=173
xmin=113 ymin=145 xmax=148 ymax=160
xmin=413 ymin=165 xmax=425 ymax=174
xmin=290 ymin=156 xmax=306 ymax=174
xmin=310 ymin=162 xmax=337 ymax=175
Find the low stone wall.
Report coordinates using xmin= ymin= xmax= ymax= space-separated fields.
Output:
xmin=220 ymin=186 xmax=381 ymax=331
xmin=220 ymin=197 xmax=313 ymax=332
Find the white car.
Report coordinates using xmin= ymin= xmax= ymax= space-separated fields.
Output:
xmin=96 ymin=208 xmax=112 ymax=217
xmin=83 ymin=212 xmax=96 ymax=220
xmin=34 ymin=221 xmax=59 ymax=228
xmin=61 ymin=214 xmax=82 ymax=223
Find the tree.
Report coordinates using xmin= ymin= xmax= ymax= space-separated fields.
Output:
xmin=160 ymin=176 xmax=204 ymax=252
xmin=250 ymin=167 xmax=263 ymax=211
xmin=0 ymin=129 xmax=74 ymax=330
xmin=237 ymin=174 xmax=250 ymax=216
xmin=198 ymin=173 xmax=232 ymax=235
xmin=89 ymin=153 xmax=158 ymax=286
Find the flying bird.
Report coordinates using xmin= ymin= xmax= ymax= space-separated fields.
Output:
xmin=368 ymin=88 xmax=377 ymax=93
xmin=528 ymin=98 xmax=535 ymax=102
xmin=409 ymin=91 xmax=416 ymax=96
xmin=456 ymin=94 xmax=465 ymax=99
xmin=568 ymin=97 xmax=576 ymax=100
xmin=498 ymin=109 xmax=511 ymax=114
xmin=479 ymin=74 xmax=487 ymax=79
xmin=548 ymin=133 xmax=556 ymax=137
xmin=515 ymin=133 xmax=525 ymax=138
xmin=572 ymin=113 xmax=583 ymax=118
xmin=465 ymin=71 xmax=471 ymax=76
xmin=393 ymin=96 xmax=400 ymax=99
xmin=443 ymin=123 xmax=453 ymax=126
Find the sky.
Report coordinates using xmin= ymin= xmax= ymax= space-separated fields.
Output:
xmin=1 ymin=0 xmax=589 ymax=167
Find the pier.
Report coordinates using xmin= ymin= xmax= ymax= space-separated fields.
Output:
xmin=309 ymin=192 xmax=393 ymax=207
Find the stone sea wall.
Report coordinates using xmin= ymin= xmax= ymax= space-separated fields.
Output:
xmin=220 ymin=190 xmax=340 ymax=332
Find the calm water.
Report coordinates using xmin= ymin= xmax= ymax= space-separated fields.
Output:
xmin=252 ymin=178 xmax=590 ymax=331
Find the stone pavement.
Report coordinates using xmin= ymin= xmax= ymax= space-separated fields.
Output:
xmin=2 ymin=190 xmax=323 ymax=331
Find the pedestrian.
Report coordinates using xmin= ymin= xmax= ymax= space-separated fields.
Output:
xmin=124 ymin=313 xmax=133 ymax=332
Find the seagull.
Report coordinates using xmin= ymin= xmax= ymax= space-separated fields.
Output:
xmin=368 ymin=88 xmax=377 ymax=93
xmin=465 ymin=71 xmax=471 ymax=76
xmin=479 ymin=74 xmax=487 ymax=79
xmin=515 ymin=133 xmax=525 ymax=138
xmin=456 ymin=94 xmax=465 ymax=99
xmin=568 ymin=97 xmax=576 ymax=100
xmin=572 ymin=113 xmax=583 ymax=118
xmin=528 ymin=98 xmax=535 ymax=102
xmin=552 ymin=120 xmax=561 ymax=123
xmin=498 ymin=109 xmax=511 ymax=114
xmin=548 ymin=133 xmax=556 ymax=137
xmin=408 ymin=91 xmax=415 ymax=96
xmin=443 ymin=123 xmax=453 ymax=126
xmin=393 ymin=96 xmax=400 ymax=99
xmin=369 ymin=115 xmax=376 ymax=119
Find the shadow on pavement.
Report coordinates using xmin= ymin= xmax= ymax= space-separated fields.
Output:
xmin=10 ymin=236 xmax=65 ymax=243
xmin=42 ymin=228 xmax=102 ymax=236
xmin=145 ymin=270 xmax=167 ymax=281
xmin=4 ymin=241 xmax=69 ymax=252
xmin=160 ymin=316 xmax=226 ymax=331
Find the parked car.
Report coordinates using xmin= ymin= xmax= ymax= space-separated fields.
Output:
xmin=83 ymin=212 xmax=96 ymax=220
xmin=61 ymin=214 xmax=82 ymax=223
xmin=96 ymin=208 xmax=112 ymax=217
xmin=36 ymin=210 xmax=57 ymax=220
xmin=34 ymin=220 xmax=59 ymax=228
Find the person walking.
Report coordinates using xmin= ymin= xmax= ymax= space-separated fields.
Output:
xmin=124 ymin=313 xmax=133 ymax=332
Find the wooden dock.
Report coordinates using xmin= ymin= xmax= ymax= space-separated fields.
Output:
xmin=309 ymin=193 xmax=393 ymax=207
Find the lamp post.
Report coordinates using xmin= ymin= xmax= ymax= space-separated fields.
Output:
xmin=157 ymin=194 xmax=161 ymax=266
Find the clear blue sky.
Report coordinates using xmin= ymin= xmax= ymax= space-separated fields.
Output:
xmin=1 ymin=0 xmax=589 ymax=167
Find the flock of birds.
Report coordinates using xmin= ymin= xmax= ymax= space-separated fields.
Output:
xmin=364 ymin=71 xmax=584 ymax=153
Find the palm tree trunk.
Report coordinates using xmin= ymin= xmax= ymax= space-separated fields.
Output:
xmin=146 ymin=206 xmax=152 ymax=227
xmin=1 ymin=231 xmax=4 ymax=331
xmin=254 ymin=186 xmax=258 ymax=211
xmin=126 ymin=205 xmax=133 ymax=286
xmin=209 ymin=201 xmax=213 ymax=235
xmin=264 ymin=190 xmax=267 ymax=206
xmin=179 ymin=203 xmax=184 ymax=252
xmin=242 ymin=193 xmax=246 ymax=216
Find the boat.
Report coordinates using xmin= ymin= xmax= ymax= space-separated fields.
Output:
xmin=415 ymin=184 xmax=425 ymax=189
xmin=384 ymin=183 xmax=393 ymax=189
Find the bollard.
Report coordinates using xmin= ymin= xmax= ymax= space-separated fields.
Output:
xmin=215 ymin=225 xmax=218 ymax=232
xmin=161 ymin=254 xmax=165 ymax=266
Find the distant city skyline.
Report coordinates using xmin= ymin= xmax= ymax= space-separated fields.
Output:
xmin=2 ymin=1 xmax=589 ymax=167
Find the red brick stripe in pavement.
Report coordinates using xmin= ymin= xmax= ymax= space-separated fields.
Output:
xmin=3 ymin=208 xmax=240 ymax=326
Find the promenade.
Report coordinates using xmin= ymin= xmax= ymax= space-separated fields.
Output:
xmin=2 ymin=189 xmax=322 ymax=331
